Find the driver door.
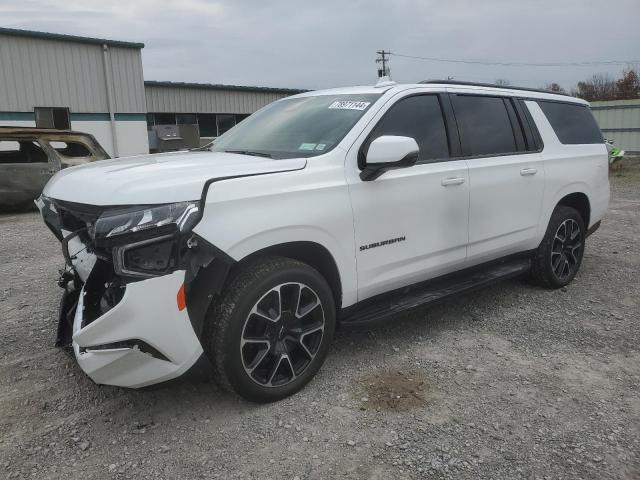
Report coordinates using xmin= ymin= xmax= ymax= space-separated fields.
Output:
xmin=346 ymin=93 xmax=470 ymax=301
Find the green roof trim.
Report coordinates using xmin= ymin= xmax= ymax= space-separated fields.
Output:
xmin=0 ymin=27 xmax=144 ymax=49
xmin=144 ymin=80 xmax=308 ymax=95
xmin=0 ymin=112 xmax=35 ymax=121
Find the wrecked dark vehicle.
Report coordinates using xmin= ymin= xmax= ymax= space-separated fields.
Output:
xmin=0 ymin=127 xmax=109 ymax=209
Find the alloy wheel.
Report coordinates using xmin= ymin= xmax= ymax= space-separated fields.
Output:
xmin=240 ymin=283 xmax=325 ymax=387
xmin=550 ymin=218 xmax=583 ymax=281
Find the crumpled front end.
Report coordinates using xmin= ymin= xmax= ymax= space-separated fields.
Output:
xmin=72 ymin=270 xmax=202 ymax=388
xmin=37 ymin=195 xmax=232 ymax=388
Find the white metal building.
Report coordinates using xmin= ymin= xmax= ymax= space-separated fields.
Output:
xmin=144 ymin=81 xmax=302 ymax=140
xmin=591 ymin=99 xmax=640 ymax=154
xmin=0 ymin=28 xmax=304 ymax=157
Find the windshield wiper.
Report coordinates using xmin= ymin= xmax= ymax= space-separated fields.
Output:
xmin=224 ymin=149 xmax=273 ymax=158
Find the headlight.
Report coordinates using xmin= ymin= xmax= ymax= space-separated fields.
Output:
xmin=92 ymin=201 xmax=200 ymax=240
xmin=113 ymin=235 xmax=178 ymax=278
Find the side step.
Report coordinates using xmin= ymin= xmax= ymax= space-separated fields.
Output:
xmin=339 ymin=256 xmax=531 ymax=329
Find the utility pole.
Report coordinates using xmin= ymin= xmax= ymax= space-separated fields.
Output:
xmin=376 ymin=50 xmax=391 ymax=78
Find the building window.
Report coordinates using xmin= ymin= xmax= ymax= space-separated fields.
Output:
xmin=217 ymin=114 xmax=236 ymax=135
xmin=153 ymin=113 xmax=177 ymax=125
xmin=176 ymin=114 xmax=197 ymax=125
xmin=34 ymin=107 xmax=70 ymax=130
xmin=148 ymin=112 xmax=246 ymax=137
xmin=197 ymin=114 xmax=217 ymax=137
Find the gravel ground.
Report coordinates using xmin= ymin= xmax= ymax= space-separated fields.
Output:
xmin=1 ymin=160 xmax=639 ymax=480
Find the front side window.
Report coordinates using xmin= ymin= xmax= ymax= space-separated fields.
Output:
xmin=216 ymin=114 xmax=236 ymax=135
xmin=367 ymin=95 xmax=449 ymax=163
xmin=453 ymin=95 xmax=517 ymax=156
xmin=210 ymin=94 xmax=381 ymax=159
xmin=0 ymin=140 xmax=47 ymax=163
xmin=537 ymin=101 xmax=603 ymax=144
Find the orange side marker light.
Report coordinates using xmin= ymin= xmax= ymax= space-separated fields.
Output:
xmin=177 ymin=283 xmax=186 ymax=311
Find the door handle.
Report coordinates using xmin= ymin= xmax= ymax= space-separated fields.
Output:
xmin=520 ymin=167 xmax=537 ymax=176
xmin=441 ymin=177 xmax=465 ymax=186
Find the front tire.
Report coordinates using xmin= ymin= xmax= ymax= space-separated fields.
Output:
xmin=531 ymin=205 xmax=585 ymax=289
xmin=203 ymin=256 xmax=336 ymax=402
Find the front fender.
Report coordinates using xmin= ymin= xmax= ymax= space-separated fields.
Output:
xmin=191 ymin=165 xmax=358 ymax=307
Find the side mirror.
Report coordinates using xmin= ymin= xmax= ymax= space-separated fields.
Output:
xmin=360 ymin=135 xmax=419 ymax=181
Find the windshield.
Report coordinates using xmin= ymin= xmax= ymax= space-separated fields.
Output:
xmin=210 ymin=93 xmax=381 ymax=159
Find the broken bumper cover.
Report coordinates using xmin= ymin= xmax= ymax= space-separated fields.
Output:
xmin=72 ymin=270 xmax=203 ymax=388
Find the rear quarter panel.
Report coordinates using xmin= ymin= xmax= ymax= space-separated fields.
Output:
xmin=526 ymin=100 xmax=609 ymax=241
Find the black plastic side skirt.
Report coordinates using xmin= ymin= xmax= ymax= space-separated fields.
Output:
xmin=586 ymin=220 xmax=601 ymax=238
xmin=339 ymin=254 xmax=532 ymax=329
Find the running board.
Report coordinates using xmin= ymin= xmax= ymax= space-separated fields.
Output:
xmin=340 ymin=256 xmax=531 ymax=329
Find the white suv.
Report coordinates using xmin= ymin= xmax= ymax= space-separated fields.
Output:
xmin=38 ymin=80 xmax=609 ymax=402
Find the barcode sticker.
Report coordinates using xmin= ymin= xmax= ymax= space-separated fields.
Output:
xmin=328 ymin=100 xmax=371 ymax=111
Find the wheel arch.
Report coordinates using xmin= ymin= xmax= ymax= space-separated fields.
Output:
xmin=556 ymin=191 xmax=591 ymax=228
xmin=237 ymin=241 xmax=343 ymax=312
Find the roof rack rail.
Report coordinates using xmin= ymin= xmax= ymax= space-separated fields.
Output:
xmin=419 ymin=80 xmax=570 ymax=97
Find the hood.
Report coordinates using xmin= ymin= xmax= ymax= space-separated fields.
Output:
xmin=43 ymin=151 xmax=306 ymax=205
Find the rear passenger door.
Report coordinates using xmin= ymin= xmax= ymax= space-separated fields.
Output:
xmin=450 ymin=92 xmax=545 ymax=262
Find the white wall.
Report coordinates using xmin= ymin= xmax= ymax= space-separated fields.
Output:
xmin=71 ymin=120 xmax=114 ymax=155
xmin=0 ymin=119 xmax=149 ymax=158
xmin=70 ymin=120 xmax=149 ymax=158
xmin=0 ymin=120 xmax=36 ymax=127
xmin=115 ymin=121 xmax=149 ymax=157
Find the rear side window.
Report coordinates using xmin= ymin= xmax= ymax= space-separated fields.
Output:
xmin=453 ymin=95 xmax=517 ymax=156
xmin=368 ymin=95 xmax=449 ymax=163
xmin=537 ymin=101 xmax=603 ymax=144
xmin=48 ymin=141 xmax=92 ymax=157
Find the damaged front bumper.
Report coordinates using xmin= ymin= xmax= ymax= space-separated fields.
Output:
xmin=71 ymin=270 xmax=203 ymax=388
xmin=39 ymin=195 xmax=232 ymax=388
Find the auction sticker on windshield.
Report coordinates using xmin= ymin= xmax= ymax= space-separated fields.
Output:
xmin=328 ymin=100 xmax=371 ymax=111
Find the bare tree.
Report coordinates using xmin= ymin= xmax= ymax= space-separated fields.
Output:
xmin=573 ymin=73 xmax=617 ymax=101
xmin=543 ymin=83 xmax=567 ymax=94
xmin=494 ymin=79 xmax=511 ymax=86
xmin=615 ymin=67 xmax=640 ymax=99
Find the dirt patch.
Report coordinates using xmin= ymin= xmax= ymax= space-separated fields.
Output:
xmin=359 ymin=369 xmax=429 ymax=412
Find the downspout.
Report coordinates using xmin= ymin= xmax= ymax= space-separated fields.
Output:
xmin=102 ymin=44 xmax=119 ymax=157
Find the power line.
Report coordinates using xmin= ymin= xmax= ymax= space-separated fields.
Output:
xmin=376 ymin=50 xmax=391 ymax=78
xmin=390 ymin=52 xmax=640 ymax=67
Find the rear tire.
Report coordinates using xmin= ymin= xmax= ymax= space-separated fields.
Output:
xmin=203 ymin=256 xmax=336 ymax=403
xmin=530 ymin=206 xmax=585 ymax=289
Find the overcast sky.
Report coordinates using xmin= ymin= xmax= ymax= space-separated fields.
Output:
xmin=3 ymin=0 xmax=639 ymax=91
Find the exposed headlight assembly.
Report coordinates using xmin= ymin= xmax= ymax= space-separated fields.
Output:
xmin=90 ymin=201 xmax=201 ymax=278
xmin=92 ymin=201 xmax=200 ymax=241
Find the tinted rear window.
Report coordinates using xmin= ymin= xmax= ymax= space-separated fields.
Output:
xmin=537 ymin=101 xmax=603 ymax=144
xmin=453 ymin=95 xmax=517 ymax=156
